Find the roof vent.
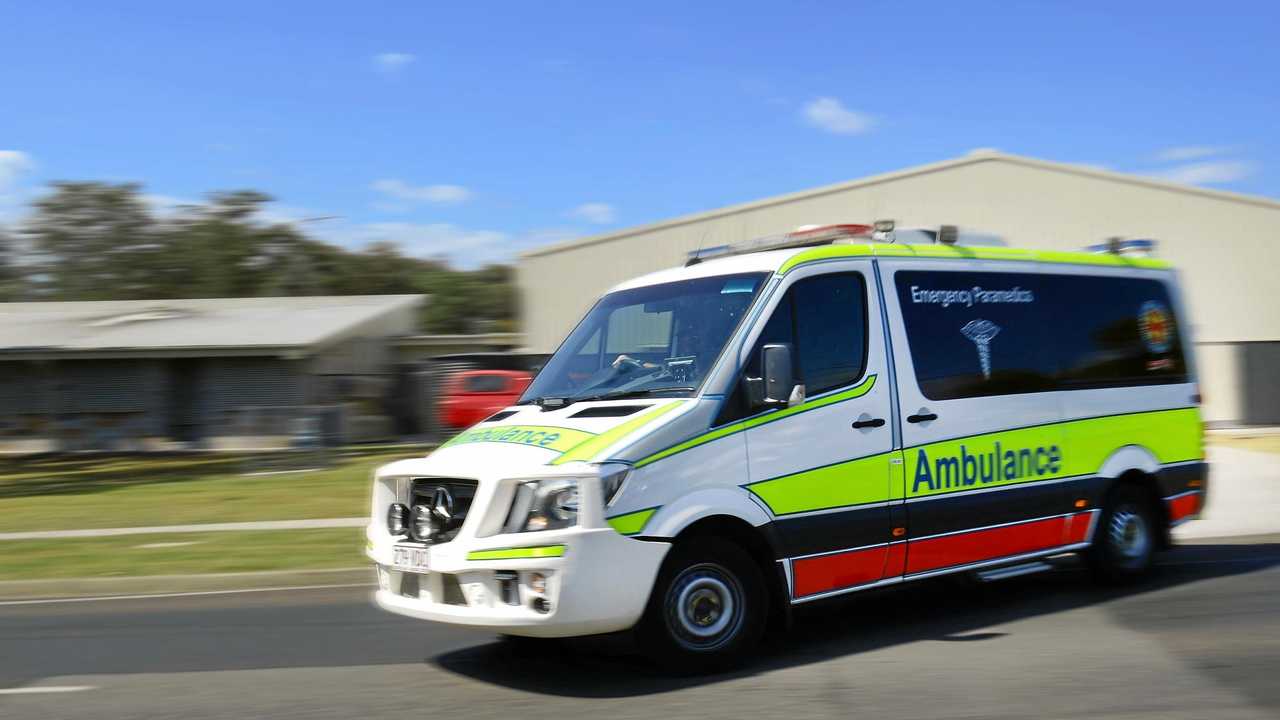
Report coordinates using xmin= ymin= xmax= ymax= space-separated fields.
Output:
xmin=87 ymin=307 xmax=192 ymax=328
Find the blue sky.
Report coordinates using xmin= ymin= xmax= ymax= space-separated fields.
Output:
xmin=1 ymin=1 xmax=1276 ymax=266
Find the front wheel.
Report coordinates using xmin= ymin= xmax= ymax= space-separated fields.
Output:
xmin=1087 ymin=484 xmax=1157 ymax=583
xmin=637 ymin=538 xmax=767 ymax=673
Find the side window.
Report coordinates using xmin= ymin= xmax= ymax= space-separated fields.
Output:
xmin=894 ymin=270 xmax=1055 ymax=400
xmin=1046 ymin=275 xmax=1188 ymax=388
xmin=719 ymin=272 xmax=867 ymax=423
xmin=792 ymin=274 xmax=868 ymax=395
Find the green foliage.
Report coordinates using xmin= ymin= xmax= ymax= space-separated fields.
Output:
xmin=6 ymin=181 xmax=519 ymax=333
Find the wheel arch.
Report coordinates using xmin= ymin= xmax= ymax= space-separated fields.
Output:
xmin=1095 ymin=446 xmax=1171 ymax=548
xmin=669 ymin=513 xmax=791 ymax=632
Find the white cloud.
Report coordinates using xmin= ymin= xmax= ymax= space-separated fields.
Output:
xmin=802 ymin=97 xmax=873 ymax=135
xmin=0 ymin=150 xmax=34 ymax=191
xmin=340 ymin=222 xmax=509 ymax=267
xmin=1153 ymin=160 xmax=1254 ymax=186
xmin=1155 ymin=145 xmax=1231 ymax=162
xmin=566 ymin=202 xmax=616 ymax=224
xmin=371 ymin=179 xmax=471 ymax=207
xmin=373 ymin=52 xmax=415 ymax=72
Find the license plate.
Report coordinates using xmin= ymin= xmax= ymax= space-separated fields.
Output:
xmin=392 ymin=544 xmax=431 ymax=573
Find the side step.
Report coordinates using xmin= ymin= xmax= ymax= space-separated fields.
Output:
xmin=975 ymin=560 xmax=1053 ymax=583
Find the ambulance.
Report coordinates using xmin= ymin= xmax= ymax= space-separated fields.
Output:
xmin=366 ymin=223 xmax=1206 ymax=669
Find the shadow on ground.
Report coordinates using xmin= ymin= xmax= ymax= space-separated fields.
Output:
xmin=433 ymin=539 xmax=1280 ymax=699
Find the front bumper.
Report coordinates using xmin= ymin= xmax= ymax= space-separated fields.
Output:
xmin=368 ymin=525 xmax=669 ymax=638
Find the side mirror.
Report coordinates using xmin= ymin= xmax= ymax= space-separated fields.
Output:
xmin=760 ymin=342 xmax=804 ymax=407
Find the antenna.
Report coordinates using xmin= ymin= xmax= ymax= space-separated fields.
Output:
xmin=687 ymin=228 xmax=713 ymax=266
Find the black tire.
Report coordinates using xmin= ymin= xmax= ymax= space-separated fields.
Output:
xmin=1087 ymin=484 xmax=1158 ymax=584
xmin=636 ymin=537 xmax=768 ymax=674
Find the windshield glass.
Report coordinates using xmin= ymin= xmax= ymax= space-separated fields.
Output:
xmin=521 ymin=272 xmax=769 ymax=404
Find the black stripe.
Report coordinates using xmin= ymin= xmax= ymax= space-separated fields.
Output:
xmin=906 ymin=477 xmax=1086 ymax=539
xmin=1157 ymin=462 xmax=1206 ymax=497
xmin=772 ymin=505 xmax=889 ymax=558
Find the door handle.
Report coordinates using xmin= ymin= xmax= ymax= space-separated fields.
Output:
xmin=851 ymin=417 xmax=886 ymax=429
xmin=906 ymin=412 xmax=938 ymax=423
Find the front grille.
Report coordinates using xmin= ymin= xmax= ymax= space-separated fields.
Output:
xmin=407 ymin=477 xmax=478 ymax=544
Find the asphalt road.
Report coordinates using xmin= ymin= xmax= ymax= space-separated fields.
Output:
xmin=2 ymin=536 xmax=1278 ymax=720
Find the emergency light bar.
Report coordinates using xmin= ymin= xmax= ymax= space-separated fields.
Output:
xmin=1086 ymin=238 xmax=1158 ymax=257
xmin=685 ymin=222 xmax=1006 ymax=265
xmin=686 ymin=224 xmax=876 ymax=265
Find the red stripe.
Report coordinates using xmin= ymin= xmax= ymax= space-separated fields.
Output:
xmin=884 ymin=542 xmax=907 ymax=578
xmin=792 ymin=545 xmax=887 ymax=597
xmin=1063 ymin=510 xmax=1094 ymax=544
xmin=1166 ymin=492 xmax=1201 ymax=523
xmin=905 ymin=512 xmax=1092 ymax=575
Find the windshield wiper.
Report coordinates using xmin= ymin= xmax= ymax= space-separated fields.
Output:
xmin=524 ymin=386 xmax=695 ymax=410
xmin=568 ymin=387 xmax=696 ymax=404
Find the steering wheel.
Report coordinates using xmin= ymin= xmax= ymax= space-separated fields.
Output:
xmin=614 ymin=356 xmax=645 ymax=373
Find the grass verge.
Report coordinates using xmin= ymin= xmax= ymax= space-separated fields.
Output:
xmin=0 ymin=446 xmax=424 ymax=533
xmin=1208 ymin=435 xmax=1280 ymax=455
xmin=0 ymin=528 xmax=366 ymax=581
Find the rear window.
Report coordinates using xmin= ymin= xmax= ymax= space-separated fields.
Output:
xmin=462 ymin=375 xmax=510 ymax=393
xmin=894 ymin=270 xmax=1188 ymax=400
xmin=1048 ymin=275 xmax=1189 ymax=389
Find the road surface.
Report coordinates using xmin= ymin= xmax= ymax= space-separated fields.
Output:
xmin=1 ymin=535 xmax=1278 ymax=719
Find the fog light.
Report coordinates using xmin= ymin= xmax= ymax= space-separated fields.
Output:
xmin=386 ymin=504 xmax=409 ymax=536
xmin=410 ymin=504 xmax=436 ymax=541
xmin=531 ymin=597 xmax=551 ymax=614
xmin=528 ymin=572 xmax=547 ymax=594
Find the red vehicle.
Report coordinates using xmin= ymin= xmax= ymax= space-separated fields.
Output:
xmin=439 ymin=370 xmax=532 ymax=429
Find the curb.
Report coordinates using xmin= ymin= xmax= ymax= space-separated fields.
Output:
xmin=0 ymin=566 xmax=374 ymax=601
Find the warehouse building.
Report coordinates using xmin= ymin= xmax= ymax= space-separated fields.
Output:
xmin=518 ymin=150 xmax=1280 ymax=426
xmin=0 ymin=295 xmax=425 ymax=452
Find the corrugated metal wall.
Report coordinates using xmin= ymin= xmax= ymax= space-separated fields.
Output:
xmin=518 ymin=155 xmax=1280 ymax=425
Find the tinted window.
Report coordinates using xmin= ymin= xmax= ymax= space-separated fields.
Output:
xmin=895 ymin=271 xmax=1056 ymax=400
xmin=792 ymin=274 xmax=868 ymax=394
xmin=895 ymin=270 xmax=1188 ymax=400
xmin=721 ymin=272 xmax=867 ymax=422
xmin=1047 ymin=275 xmax=1188 ymax=388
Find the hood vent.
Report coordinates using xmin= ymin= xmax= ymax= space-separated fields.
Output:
xmin=482 ymin=410 xmax=520 ymax=423
xmin=569 ymin=404 xmax=651 ymax=419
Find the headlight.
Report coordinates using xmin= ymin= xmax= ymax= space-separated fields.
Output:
xmin=503 ymin=478 xmax=579 ymax=533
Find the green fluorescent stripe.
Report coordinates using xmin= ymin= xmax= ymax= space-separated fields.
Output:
xmin=906 ymin=407 xmax=1202 ymax=499
xmin=606 ymin=507 xmax=659 ymax=535
xmin=746 ymin=452 xmax=895 ymax=515
xmin=777 ymin=243 xmax=1170 ymax=275
xmin=440 ymin=425 xmax=595 ymax=454
xmin=466 ymin=545 xmax=566 ymax=561
xmin=550 ymin=402 xmax=685 ymax=466
xmin=634 ymin=374 xmax=878 ymax=468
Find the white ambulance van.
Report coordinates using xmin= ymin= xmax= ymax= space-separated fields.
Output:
xmin=367 ymin=224 xmax=1206 ymax=668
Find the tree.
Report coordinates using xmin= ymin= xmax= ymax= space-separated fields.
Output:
xmin=0 ymin=226 xmax=25 ymax=301
xmin=24 ymin=182 xmax=162 ymax=300
xmin=10 ymin=180 xmax=522 ymax=334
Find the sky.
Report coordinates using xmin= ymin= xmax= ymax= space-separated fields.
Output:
xmin=1 ymin=1 xmax=1277 ymax=267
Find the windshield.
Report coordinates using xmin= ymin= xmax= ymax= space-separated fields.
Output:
xmin=521 ymin=272 xmax=769 ymax=404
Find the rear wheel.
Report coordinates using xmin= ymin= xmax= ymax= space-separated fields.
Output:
xmin=1087 ymin=484 xmax=1157 ymax=583
xmin=637 ymin=538 xmax=767 ymax=673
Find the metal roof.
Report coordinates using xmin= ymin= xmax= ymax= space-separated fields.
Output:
xmin=520 ymin=149 xmax=1280 ymax=259
xmin=0 ymin=295 xmax=425 ymax=358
